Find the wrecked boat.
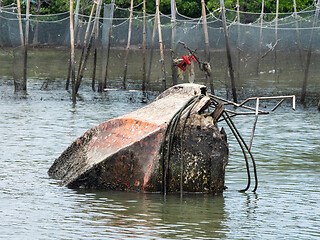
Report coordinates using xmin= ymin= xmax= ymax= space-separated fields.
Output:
xmin=48 ymin=83 xmax=229 ymax=194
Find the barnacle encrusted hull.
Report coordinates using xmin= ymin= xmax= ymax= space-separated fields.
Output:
xmin=48 ymin=84 xmax=228 ymax=194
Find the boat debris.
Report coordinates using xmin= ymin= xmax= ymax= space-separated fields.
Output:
xmin=48 ymin=83 xmax=295 ymax=194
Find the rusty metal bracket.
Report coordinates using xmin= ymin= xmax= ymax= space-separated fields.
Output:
xmin=208 ymin=94 xmax=295 ymax=192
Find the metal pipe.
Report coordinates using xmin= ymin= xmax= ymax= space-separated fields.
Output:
xmin=222 ymin=112 xmax=251 ymax=192
xmin=224 ymin=111 xmax=258 ymax=192
xmin=249 ymin=98 xmax=259 ymax=151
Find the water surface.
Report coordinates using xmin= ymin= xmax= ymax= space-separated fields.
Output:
xmin=0 ymin=79 xmax=319 ymax=239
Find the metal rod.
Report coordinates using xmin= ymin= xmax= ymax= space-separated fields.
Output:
xmin=225 ymin=110 xmax=267 ymax=116
xmin=224 ymin=111 xmax=258 ymax=192
xmin=222 ymin=112 xmax=251 ymax=192
xmin=210 ymin=95 xmax=269 ymax=114
xmin=239 ymin=95 xmax=295 ymax=107
xmin=271 ymin=98 xmax=286 ymax=112
xmin=249 ymin=98 xmax=259 ymax=151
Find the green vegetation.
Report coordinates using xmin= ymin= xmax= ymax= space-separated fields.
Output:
xmin=0 ymin=0 xmax=316 ymax=17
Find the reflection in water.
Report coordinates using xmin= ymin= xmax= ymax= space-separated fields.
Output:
xmin=70 ymin=191 xmax=226 ymax=239
xmin=0 ymin=79 xmax=319 ymax=239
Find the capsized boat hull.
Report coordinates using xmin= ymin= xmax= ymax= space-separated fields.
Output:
xmin=48 ymin=84 xmax=228 ymax=193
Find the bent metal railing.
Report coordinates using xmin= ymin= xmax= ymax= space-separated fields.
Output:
xmin=210 ymin=94 xmax=295 ymax=192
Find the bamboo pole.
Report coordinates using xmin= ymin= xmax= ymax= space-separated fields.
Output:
xmin=171 ymin=0 xmax=177 ymax=86
xmin=70 ymin=0 xmax=76 ymax=104
xmin=66 ymin=0 xmax=81 ymax=91
xmin=32 ymin=0 xmax=41 ymax=46
xmin=156 ymin=0 xmax=166 ymax=91
xmin=256 ymin=0 xmax=264 ymax=76
xmin=146 ymin=11 xmax=158 ymax=86
xmin=101 ymin=0 xmax=115 ymax=92
xmin=22 ymin=0 xmax=30 ymax=91
xmin=17 ymin=0 xmax=24 ymax=50
xmin=92 ymin=44 xmax=97 ymax=91
xmin=75 ymin=0 xmax=102 ymax=94
xmin=76 ymin=1 xmax=97 ymax=83
xmin=67 ymin=2 xmax=95 ymax=90
xmin=274 ymin=0 xmax=279 ymax=81
xmin=15 ymin=0 xmax=24 ymax=91
xmin=301 ymin=0 xmax=320 ymax=103
xmin=142 ymin=0 xmax=147 ymax=92
xmin=74 ymin=0 xmax=80 ymax=33
xmin=293 ymin=0 xmax=304 ymax=70
xmin=122 ymin=0 xmax=134 ymax=90
xmin=220 ymin=0 xmax=237 ymax=103
xmin=92 ymin=0 xmax=102 ymax=92
xmin=236 ymin=0 xmax=241 ymax=87
xmin=201 ymin=0 xmax=213 ymax=94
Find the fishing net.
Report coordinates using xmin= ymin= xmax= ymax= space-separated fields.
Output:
xmin=0 ymin=2 xmax=319 ymax=101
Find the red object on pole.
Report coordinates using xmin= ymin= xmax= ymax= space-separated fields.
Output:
xmin=178 ymin=55 xmax=197 ymax=71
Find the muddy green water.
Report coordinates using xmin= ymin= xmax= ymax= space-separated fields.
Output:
xmin=0 ymin=49 xmax=319 ymax=239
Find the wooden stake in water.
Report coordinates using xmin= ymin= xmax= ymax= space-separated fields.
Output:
xmin=201 ymin=0 xmax=214 ymax=94
xmin=301 ymin=0 xmax=320 ymax=103
xmin=256 ymin=0 xmax=264 ymax=76
xmin=15 ymin=0 xmax=24 ymax=91
xmin=70 ymin=0 xmax=76 ymax=104
xmin=76 ymin=0 xmax=102 ymax=94
xmin=101 ymin=0 xmax=115 ymax=92
xmin=293 ymin=0 xmax=304 ymax=70
xmin=92 ymin=0 xmax=102 ymax=92
xmin=171 ymin=0 xmax=177 ymax=86
xmin=156 ymin=0 xmax=166 ymax=91
xmin=17 ymin=0 xmax=24 ymax=50
xmin=146 ymin=11 xmax=158 ymax=87
xmin=32 ymin=0 xmax=41 ymax=46
xmin=274 ymin=0 xmax=279 ymax=82
xmin=66 ymin=0 xmax=81 ymax=91
xmin=75 ymin=1 xmax=97 ymax=92
xmin=74 ymin=0 xmax=80 ymax=34
xmin=23 ymin=0 xmax=31 ymax=91
xmin=236 ymin=0 xmax=241 ymax=85
xmin=122 ymin=0 xmax=134 ymax=90
xmin=142 ymin=0 xmax=147 ymax=92
xmin=220 ymin=0 xmax=237 ymax=103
